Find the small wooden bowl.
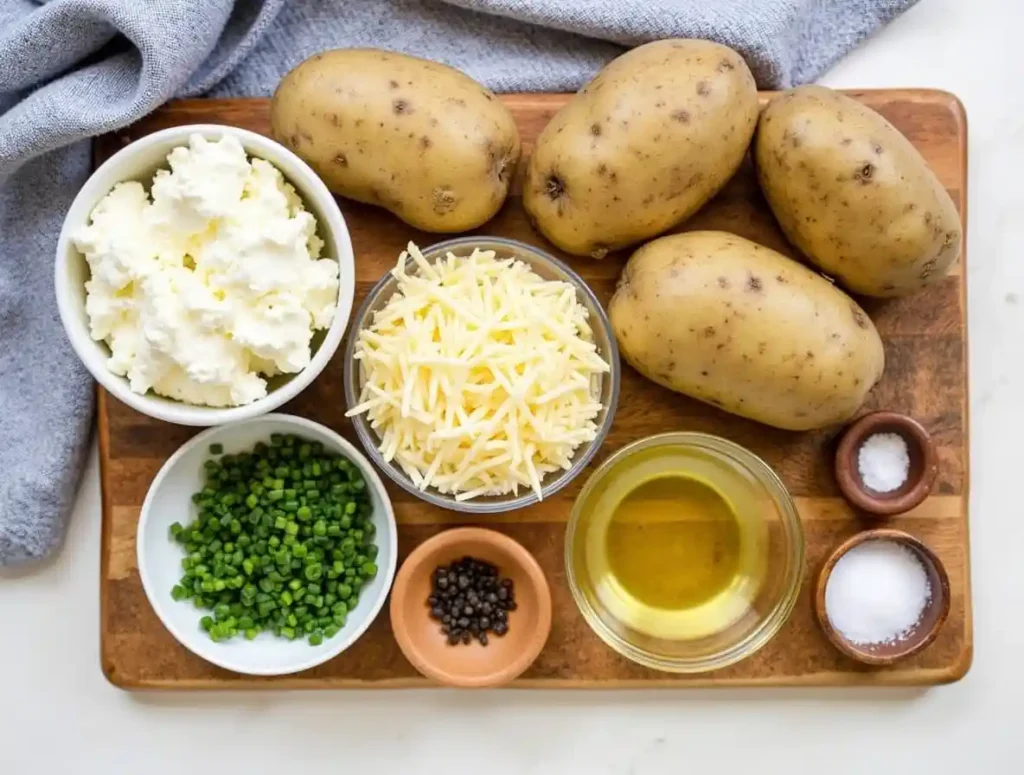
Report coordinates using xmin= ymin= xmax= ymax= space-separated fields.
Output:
xmin=814 ymin=529 xmax=950 ymax=665
xmin=389 ymin=527 xmax=552 ymax=687
xmin=835 ymin=411 xmax=937 ymax=516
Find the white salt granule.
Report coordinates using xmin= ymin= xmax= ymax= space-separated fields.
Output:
xmin=858 ymin=432 xmax=910 ymax=493
xmin=825 ymin=540 xmax=931 ymax=645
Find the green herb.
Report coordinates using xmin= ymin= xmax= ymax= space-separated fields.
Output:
xmin=169 ymin=434 xmax=377 ymax=646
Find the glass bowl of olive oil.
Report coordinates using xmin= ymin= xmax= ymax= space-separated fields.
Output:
xmin=565 ymin=432 xmax=804 ymax=673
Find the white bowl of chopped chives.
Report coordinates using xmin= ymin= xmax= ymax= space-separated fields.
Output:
xmin=137 ymin=414 xmax=397 ymax=676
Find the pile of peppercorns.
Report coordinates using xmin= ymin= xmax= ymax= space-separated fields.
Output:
xmin=428 ymin=556 xmax=517 ymax=646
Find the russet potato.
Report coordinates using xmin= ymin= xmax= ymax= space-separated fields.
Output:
xmin=755 ymin=85 xmax=961 ymax=297
xmin=609 ymin=231 xmax=885 ymax=431
xmin=524 ymin=39 xmax=759 ymax=258
xmin=271 ymin=49 xmax=520 ymax=232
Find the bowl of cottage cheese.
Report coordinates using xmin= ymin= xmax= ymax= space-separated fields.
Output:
xmin=56 ymin=126 xmax=354 ymax=425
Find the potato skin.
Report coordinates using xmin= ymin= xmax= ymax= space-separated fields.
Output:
xmin=271 ymin=49 xmax=520 ymax=232
xmin=523 ymin=39 xmax=758 ymax=258
xmin=609 ymin=231 xmax=885 ymax=431
xmin=755 ymin=85 xmax=961 ymax=297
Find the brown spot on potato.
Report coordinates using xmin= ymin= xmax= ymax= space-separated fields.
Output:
xmin=775 ymin=274 xmax=787 ymax=284
xmin=590 ymin=123 xmax=602 ymax=136
xmin=432 ymin=186 xmax=457 ymax=215
xmin=872 ymin=142 xmax=883 ymax=154
xmin=597 ymin=163 xmax=607 ymax=176
xmin=388 ymin=80 xmax=399 ymax=89
xmin=329 ymin=113 xmax=340 ymax=127
xmin=702 ymin=326 xmax=716 ymax=338
xmin=840 ymin=137 xmax=852 ymax=146
xmin=920 ymin=257 xmax=938 ymax=280
xmin=590 ymin=243 xmax=609 ymax=259
xmin=419 ymin=135 xmax=432 ymax=151
xmin=288 ymin=133 xmax=300 ymax=148
xmin=717 ymin=277 xmax=729 ymax=289
xmin=670 ymin=109 xmax=691 ymax=124
xmin=701 ymin=370 xmax=709 ymax=377
xmin=545 ymin=173 xmax=566 ymax=201
xmin=430 ymin=118 xmax=438 ymax=127
xmin=854 ymin=163 xmax=875 ymax=183
xmin=392 ymin=99 xmax=412 ymax=115
xmin=757 ymin=342 xmax=767 ymax=355
xmin=851 ymin=305 xmax=868 ymax=329
xmin=716 ymin=58 xmax=735 ymax=72
xmin=746 ymin=274 xmax=763 ymax=292
xmin=333 ymin=153 xmax=348 ymax=167
xmin=696 ymin=80 xmax=711 ymax=97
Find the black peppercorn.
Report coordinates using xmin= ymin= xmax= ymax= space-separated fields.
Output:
xmin=427 ymin=556 xmax=517 ymax=647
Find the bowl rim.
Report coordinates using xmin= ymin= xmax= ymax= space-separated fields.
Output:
xmin=136 ymin=413 xmax=398 ymax=676
xmin=388 ymin=526 xmax=553 ymax=687
xmin=564 ymin=431 xmax=806 ymax=673
xmin=343 ymin=235 xmax=620 ymax=514
xmin=54 ymin=123 xmax=355 ymax=427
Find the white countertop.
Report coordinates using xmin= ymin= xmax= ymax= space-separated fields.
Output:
xmin=3 ymin=0 xmax=1022 ymax=770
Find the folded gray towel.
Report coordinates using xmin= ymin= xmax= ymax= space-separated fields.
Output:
xmin=0 ymin=0 xmax=918 ymax=566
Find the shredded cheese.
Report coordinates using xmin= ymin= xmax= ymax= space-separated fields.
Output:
xmin=347 ymin=242 xmax=610 ymax=501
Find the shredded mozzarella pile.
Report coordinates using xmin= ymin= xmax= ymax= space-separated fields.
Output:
xmin=346 ymin=242 xmax=609 ymax=501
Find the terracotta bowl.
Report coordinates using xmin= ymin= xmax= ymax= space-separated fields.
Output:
xmin=389 ymin=527 xmax=552 ymax=687
xmin=814 ymin=529 xmax=950 ymax=666
xmin=834 ymin=411 xmax=938 ymax=516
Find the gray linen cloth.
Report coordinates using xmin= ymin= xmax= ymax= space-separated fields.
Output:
xmin=0 ymin=0 xmax=918 ymax=566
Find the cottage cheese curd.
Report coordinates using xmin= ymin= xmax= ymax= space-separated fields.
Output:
xmin=74 ymin=134 xmax=339 ymax=407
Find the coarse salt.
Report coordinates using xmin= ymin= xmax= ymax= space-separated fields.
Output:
xmin=858 ymin=432 xmax=910 ymax=493
xmin=825 ymin=540 xmax=931 ymax=645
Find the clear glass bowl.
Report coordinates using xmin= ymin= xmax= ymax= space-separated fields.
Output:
xmin=565 ymin=432 xmax=805 ymax=673
xmin=343 ymin=236 xmax=620 ymax=514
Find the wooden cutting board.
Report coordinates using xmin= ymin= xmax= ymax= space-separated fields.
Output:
xmin=97 ymin=91 xmax=970 ymax=689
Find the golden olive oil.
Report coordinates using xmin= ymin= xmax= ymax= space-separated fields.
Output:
xmin=604 ymin=475 xmax=741 ymax=610
xmin=577 ymin=442 xmax=767 ymax=641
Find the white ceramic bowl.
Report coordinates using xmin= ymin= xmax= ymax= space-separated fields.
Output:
xmin=137 ymin=414 xmax=397 ymax=676
xmin=55 ymin=124 xmax=355 ymax=426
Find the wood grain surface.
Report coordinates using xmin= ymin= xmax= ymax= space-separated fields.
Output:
xmin=96 ymin=91 xmax=971 ymax=689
